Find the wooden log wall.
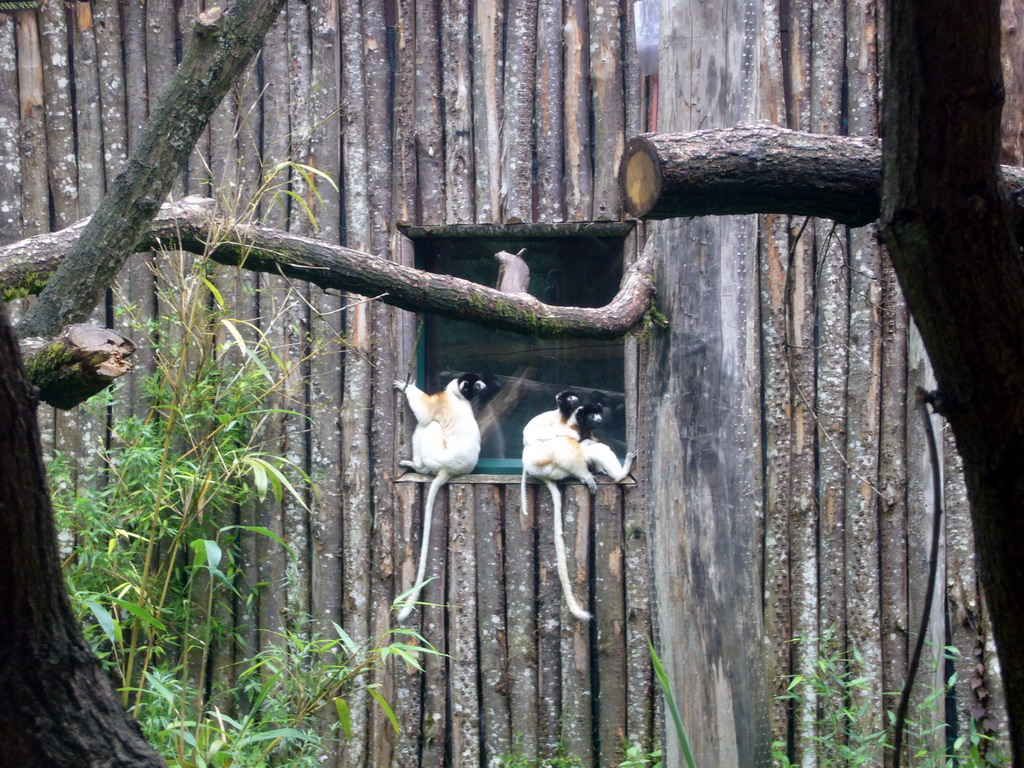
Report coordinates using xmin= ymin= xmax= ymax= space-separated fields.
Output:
xmin=1 ymin=1 xmax=1014 ymax=766
xmin=0 ymin=2 xmax=651 ymax=767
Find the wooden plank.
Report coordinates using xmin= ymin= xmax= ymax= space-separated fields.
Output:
xmin=595 ymin=485 xmax=627 ymax=767
xmin=500 ymin=0 xmax=537 ymax=222
xmin=563 ymin=0 xmax=592 ymax=221
xmin=471 ymin=0 xmax=503 ymax=222
xmin=392 ymin=0 xmax=417 ymax=226
xmin=534 ymin=0 xmax=564 ymax=222
xmin=560 ymin=485 xmax=592 ymax=765
xmin=588 ymin=0 xmax=624 ymax=219
xmin=506 ymin=476 xmax=539 ymax=762
xmin=448 ymin=483 xmax=480 ymax=768
xmin=476 ymin=485 xmax=511 ymax=768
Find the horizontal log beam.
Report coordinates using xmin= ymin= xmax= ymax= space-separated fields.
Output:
xmin=0 ymin=197 xmax=656 ymax=340
xmin=620 ymin=123 xmax=1024 ymax=229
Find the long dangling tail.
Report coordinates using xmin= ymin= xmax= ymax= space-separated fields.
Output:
xmin=546 ymin=479 xmax=592 ymax=621
xmin=397 ymin=470 xmax=450 ymax=621
xmin=521 ymin=470 xmax=529 ymax=516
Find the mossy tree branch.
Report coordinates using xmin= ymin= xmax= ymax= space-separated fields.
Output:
xmin=1 ymin=197 xmax=658 ymax=341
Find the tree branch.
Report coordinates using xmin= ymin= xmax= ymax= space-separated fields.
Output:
xmin=620 ymin=123 xmax=1024 ymax=232
xmin=14 ymin=0 xmax=288 ymax=340
xmin=1 ymin=197 xmax=657 ymax=340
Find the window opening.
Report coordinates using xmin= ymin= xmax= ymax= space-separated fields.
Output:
xmin=401 ymin=222 xmax=634 ymax=474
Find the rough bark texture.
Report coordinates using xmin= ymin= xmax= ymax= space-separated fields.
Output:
xmin=880 ymin=0 xmax=1024 ymax=761
xmin=0 ymin=303 xmax=163 ymax=767
xmin=16 ymin=0 xmax=288 ymax=340
xmin=0 ymin=198 xmax=656 ymax=340
xmin=20 ymin=324 xmax=135 ymax=409
xmin=620 ymin=123 xmax=1024 ymax=228
xmin=643 ymin=2 xmax=767 ymax=767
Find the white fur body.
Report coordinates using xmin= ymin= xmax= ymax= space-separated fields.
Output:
xmin=395 ymin=378 xmax=482 ymax=621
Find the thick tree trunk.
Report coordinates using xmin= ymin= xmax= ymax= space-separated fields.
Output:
xmin=0 ymin=198 xmax=656 ymax=341
xmin=0 ymin=303 xmax=163 ymax=767
xmin=879 ymin=0 xmax=1024 ymax=762
xmin=16 ymin=0 xmax=288 ymax=341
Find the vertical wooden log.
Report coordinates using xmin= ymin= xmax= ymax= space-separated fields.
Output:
xmin=449 ymin=484 xmax=480 ymax=768
xmin=506 ymin=481 xmax=539 ymax=763
xmin=904 ymin=324 xmax=946 ymax=760
xmin=254 ymin=13 xmax=292 ymax=652
xmin=536 ymin=485 xmax=563 ymax=760
xmin=500 ymin=0 xmax=537 ymax=222
xmin=623 ymin=482 xmax=653 ymax=756
xmin=442 ymin=0 xmax=474 ymax=223
xmin=93 ymin=0 xmax=127 ymax=186
xmin=117 ymin=0 xmax=155 ymax=415
xmin=338 ymin=4 xmax=372 ymax=764
xmin=1001 ymin=0 xmax=1024 ymax=162
xmin=476 ymin=485 xmax=511 ymax=768
xmin=588 ymin=0 xmax=624 ymax=219
xmin=392 ymin=0 xmax=417 ymax=226
xmin=415 ymin=0 xmax=445 ymax=224
xmin=0 ymin=15 xmax=22 ymax=245
xmin=393 ymin=481 xmax=423 ymax=768
xmin=39 ymin=0 xmax=78 ymax=224
xmin=758 ymin=1 xmax=793 ymax=747
xmin=419 ymin=489 xmax=450 ymax=767
xmin=284 ymin=0 xmax=313 ymax=629
xmin=811 ymin=0 xmax=847 ymax=644
xmin=361 ymin=5 xmax=399 ymax=765
xmin=535 ymin=0 xmax=564 ymax=222
xmin=71 ymin=2 xmax=104 ymax=215
xmin=878 ymin=253 xmax=909 ymax=751
xmin=844 ymin=1 xmax=885 ymax=756
xmin=563 ymin=0 xmax=592 ymax=221
xmin=306 ymin=0 xmax=343 ymax=759
xmin=15 ymin=10 xmax=47 ymax=239
xmin=471 ymin=0 xmax=503 ymax=222
xmin=560 ymin=485 xmax=593 ymax=765
xmin=645 ymin=0 xmax=765 ymax=765
xmin=595 ymin=485 xmax=627 ymax=767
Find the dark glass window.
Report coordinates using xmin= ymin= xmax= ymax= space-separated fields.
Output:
xmin=402 ymin=222 xmax=633 ymax=473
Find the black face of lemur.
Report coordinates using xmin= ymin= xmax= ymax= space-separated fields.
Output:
xmin=457 ymin=373 xmax=487 ymax=400
xmin=556 ymin=390 xmax=582 ymax=418
xmin=573 ymin=403 xmax=604 ymax=430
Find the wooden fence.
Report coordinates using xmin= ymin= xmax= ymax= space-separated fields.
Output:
xmin=0 ymin=0 xmax=1015 ymax=767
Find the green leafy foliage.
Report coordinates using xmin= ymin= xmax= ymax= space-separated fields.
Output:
xmin=51 ymin=252 xmax=432 ymax=766
xmin=771 ymin=632 xmax=1009 ymax=768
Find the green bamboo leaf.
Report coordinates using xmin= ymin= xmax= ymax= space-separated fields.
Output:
xmin=649 ymin=639 xmax=697 ymax=768
xmin=86 ymin=600 xmax=118 ymax=644
xmin=334 ymin=697 xmax=353 ymax=738
xmin=367 ymin=686 xmax=400 ymax=735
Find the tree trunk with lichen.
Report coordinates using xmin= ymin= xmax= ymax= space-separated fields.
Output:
xmin=0 ymin=303 xmax=162 ymax=768
xmin=880 ymin=0 xmax=1024 ymax=761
